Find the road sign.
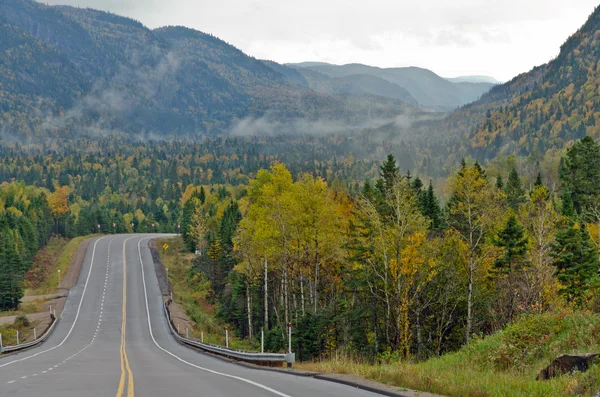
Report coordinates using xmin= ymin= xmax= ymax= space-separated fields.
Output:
xmin=97 ymin=224 xmax=100 ymax=229
xmin=163 ymin=243 xmax=169 ymax=250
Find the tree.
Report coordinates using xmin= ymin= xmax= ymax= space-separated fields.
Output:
xmin=505 ymin=168 xmax=525 ymax=210
xmin=493 ymin=213 xmax=528 ymax=276
xmin=48 ymin=186 xmax=70 ymax=235
xmin=492 ymin=213 xmax=529 ymax=323
xmin=448 ymin=162 xmax=502 ymax=343
xmin=520 ymin=185 xmax=564 ymax=311
xmin=551 ymin=224 xmax=600 ymax=305
xmin=560 ymin=136 xmax=600 ymax=214
xmin=420 ymin=181 xmax=443 ymax=231
xmin=378 ymin=154 xmax=400 ymax=195
xmin=0 ymin=232 xmax=24 ymax=310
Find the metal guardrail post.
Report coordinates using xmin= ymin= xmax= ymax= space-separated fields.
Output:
xmin=1 ymin=315 xmax=58 ymax=354
xmin=162 ymin=302 xmax=295 ymax=365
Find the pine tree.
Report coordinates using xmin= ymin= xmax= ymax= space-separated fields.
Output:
xmin=493 ymin=213 xmax=528 ymax=276
xmin=420 ymin=181 xmax=442 ymax=230
xmin=534 ymin=172 xmax=544 ymax=188
xmin=496 ymin=175 xmax=504 ymax=190
xmin=505 ymin=168 xmax=525 ymax=210
xmin=0 ymin=232 xmax=24 ymax=310
xmin=551 ymin=224 xmax=600 ymax=304
xmin=378 ymin=154 xmax=400 ymax=194
xmin=199 ymin=186 xmax=206 ymax=204
xmin=560 ymin=136 xmax=600 ymax=214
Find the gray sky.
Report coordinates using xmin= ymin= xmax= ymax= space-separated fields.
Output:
xmin=42 ymin=0 xmax=598 ymax=81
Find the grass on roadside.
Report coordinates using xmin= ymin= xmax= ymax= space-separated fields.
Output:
xmin=156 ymin=236 xmax=254 ymax=350
xmin=0 ymin=316 xmax=42 ymax=346
xmin=26 ymin=235 xmax=95 ymax=296
xmin=296 ymin=311 xmax=600 ymax=397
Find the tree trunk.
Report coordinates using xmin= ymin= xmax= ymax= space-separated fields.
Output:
xmin=465 ymin=252 xmax=474 ymax=344
xmin=264 ymin=257 xmax=269 ymax=330
xmin=314 ymin=238 xmax=319 ymax=314
xmin=247 ymin=281 xmax=253 ymax=339
xmin=300 ymin=276 xmax=305 ymax=316
xmin=284 ymin=262 xmax=289 ymax=326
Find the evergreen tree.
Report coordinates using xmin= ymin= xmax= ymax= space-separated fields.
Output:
xmin=505 ymin=168 xmax=526 ymax=210
xmin=534 ymin=171 xmax=544 ymax=188
xmin=0 ymin=232 xmax=24 ymax=310
xmin=420 ymin=181 xmax=443 ymax=230
xmin=378 ymin=154 xmax=400 ymax=194
xmin=496 ymin=175 xmax=504 ymax=190
xmin=551 ymin=224 xmax=600 ymax=304
xmin=560 ymin=136 xmax=600 ymax=214
xmin=493 ymin=213 xmax=528 ymax=276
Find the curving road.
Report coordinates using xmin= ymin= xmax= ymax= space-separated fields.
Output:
xmin=0 ymin=235 xmax=381 ymax=397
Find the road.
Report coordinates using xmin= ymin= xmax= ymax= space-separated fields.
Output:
xmin=0 ymin=235 xmax=382 ymax=397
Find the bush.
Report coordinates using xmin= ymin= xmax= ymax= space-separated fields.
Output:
xmin=14 ymin=314 xmax=30 ymax=328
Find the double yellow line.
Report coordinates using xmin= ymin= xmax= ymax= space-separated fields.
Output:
xmin=117 ymin=238 xmax=134 ymax=397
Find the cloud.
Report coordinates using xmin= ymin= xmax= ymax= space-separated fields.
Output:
xmin=38 ymin=0 xmax=597 ymax=81
xmin=41 ymin=50 xmax=180 ymax=135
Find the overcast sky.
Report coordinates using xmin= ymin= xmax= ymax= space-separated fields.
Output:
xmin=42 ymin=0 xmax=597 ymax=82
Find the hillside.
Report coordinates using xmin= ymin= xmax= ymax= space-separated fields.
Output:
xmin=0 ymin=0 xmax=420 ymax=137
xmin=453 ymin=5 xmax=600 ymax=160
xmin=288 ymin=66 xmax=419 ymax=105
xmin=289 ymin=62 xmax=495 ymax=110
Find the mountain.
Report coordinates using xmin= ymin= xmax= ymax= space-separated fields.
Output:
xmin=285 ymin=66 xmax=418 ymax=106
xmin=0 ymin=0 xmax=421 ymax=138
xmin=451 ymin=5 xmax=600 ymax=161
xmin=288 ymin=62 xmax=495 ymax=110
xmin=446 ymin=76 xmax=501 ymax=84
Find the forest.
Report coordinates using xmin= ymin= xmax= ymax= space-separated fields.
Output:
xmin=2 ymin=134 xmax=598 ymax=361
xmin=181 ymin=137 xmax=600 ymax=361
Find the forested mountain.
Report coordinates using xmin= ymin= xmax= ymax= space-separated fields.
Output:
xmin=0 ymin=0 xmax=419 ymax=138
xmin=277 ymin=65 xmax=419 ymax=105
xmin=450 ymin=5 xmax=600 ymax=161
xmin=289 ymin=62 xmax=495 ymax=110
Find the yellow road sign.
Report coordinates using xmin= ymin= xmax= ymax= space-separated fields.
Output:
xmin=163 ymin=243 xmax=169 ymax=250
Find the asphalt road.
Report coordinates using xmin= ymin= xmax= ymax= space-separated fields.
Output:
xmin=0 ymin=235 xmax=382 ymax=397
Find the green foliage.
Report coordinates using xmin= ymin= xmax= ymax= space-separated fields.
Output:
xmin=13 ymin=314 xmax=30 ymax=328
xmin=560 ymin=136 xmax=600 ymax=214
xmin=505 ymin=168 xmax=525 ymax=210
xmin=493 ymin=213 xmax=528 ymax=276
xmin=551 ymin=224 xmax=600 ymax=304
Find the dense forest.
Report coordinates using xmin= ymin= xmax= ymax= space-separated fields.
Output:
xmin=3 ymin=134 xmax=597 ymax=361
xmin=177 ymin=136 xmax=600 ymax=361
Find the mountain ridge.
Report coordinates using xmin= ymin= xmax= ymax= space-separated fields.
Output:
xmin=0 ymin=0 xmax=424 ymax=138
xmin=288 ymin=62 xmax=495 ymax=110
xmin=449 ymin=4 xmax=600 ymax=161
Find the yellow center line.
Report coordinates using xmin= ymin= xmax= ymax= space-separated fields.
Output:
xmin=117 ymin=237 xmax=135 ymax=397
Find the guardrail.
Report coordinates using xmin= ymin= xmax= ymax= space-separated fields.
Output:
xmin=0 ymin=315 xmax=57 ymax=354
xmin=163 ymin=301 xmax=295 ymax=366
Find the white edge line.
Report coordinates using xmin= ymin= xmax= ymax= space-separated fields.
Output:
xmin=0 ymin=236 xmax=114 ymax=368
xmin=136 ymin=237 xmax=291 ymax=397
